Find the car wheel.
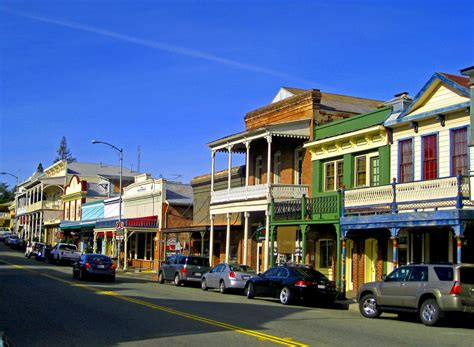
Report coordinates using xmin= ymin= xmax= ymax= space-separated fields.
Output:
xmin=158 ymin=272 xmax=164 ymax=284
xmin=420 ymin=299 xmax=441 ymax=326
xmin=279 ymin=286 xmax=292 ymax=305
xmin=219 ymin=281 xmax=226 ymax=294
xmin=174 ymin=273 xmax=181 ymax=286
xmin=246 ymin=283 xmax=254 ymax=299
xmin=359 ymin=294 xmax=381 ymax=318
xmin=201 ymin=279 xmax=208 ymax=291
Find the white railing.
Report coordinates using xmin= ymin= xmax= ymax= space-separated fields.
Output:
xmin=16 ymin=207 xmax=26 ymax=216
xmin=211 ymin=184 xmax=309 ymax=204
xmin=42 ymin=201 xmax=62 ymax=210
xmin=0 ymin=212 xmax=10 ymax=219
xmin=272 ymin=184 xmax=309 ymax=200
xmin=344 ymin=176 xmax=470 ymax=213
xmin=344 ymin=185 xmax=393 ymax=208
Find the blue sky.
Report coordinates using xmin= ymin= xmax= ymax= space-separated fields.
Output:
xmin=0 ymin=0 xmax=473 ymax=187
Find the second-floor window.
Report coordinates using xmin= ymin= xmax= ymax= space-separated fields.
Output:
xmin=354 ymin=153 xmax=380 ymax=187
xmin=399 ymin=139 xmax=413 ymax=183
xmin=422 ymin=134 xmax=438 ymax=180
xmin=294 ymin=147 xmax=303 ymax=185
xmin=324 ymin=160 xmax=343 ymax=191
xmin=273 ymin=151 xmax=281 ymax=184
xmin=255 ymin=155 xmax=263 ymax=185
xmin=451 ymin=127 xmax=468 ymax=176
xmin=355 ymin=156 xmax=367 ymax=187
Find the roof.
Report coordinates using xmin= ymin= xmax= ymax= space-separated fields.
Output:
xmin=320 ymin=92 xmax=382 ymax=114
xmin=438 ymin=72 xmax=469 ymax=89
xmin=192 ymin=166 xmax=244 ymax=185
xmin=67 ymin=162 xmax=138 ymax=178
xmin=208 ymin=119 xmax=310 ymax=152
xmin=166 ymin=181 xmax=193 ymax=205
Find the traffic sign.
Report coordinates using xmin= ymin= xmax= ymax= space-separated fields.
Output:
xmin=116 ymin=235 xmax=124 ymax=240
xmin=116 ymin=221 xmax=125 ymax=230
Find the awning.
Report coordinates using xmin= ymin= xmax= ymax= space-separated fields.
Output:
xmin=60 ymin=220 xmax=96 ymax=230
xmin=161 ymin=225 xmax=226 ymax=234
xmin=95 ymin=231 xmax=114 ymax=238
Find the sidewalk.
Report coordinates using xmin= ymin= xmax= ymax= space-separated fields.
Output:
xmin=116 ymin=268 xmax=158 ymax=282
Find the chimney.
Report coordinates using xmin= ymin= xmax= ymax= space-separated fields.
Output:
xmin=460 ymin=66 xmax=474 ymax=146
xmin=384 ymin=92 xmax=413 ymax=113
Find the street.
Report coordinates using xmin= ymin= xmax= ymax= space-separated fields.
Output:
xmin=1 ymin=244 xmax=473 ymax=347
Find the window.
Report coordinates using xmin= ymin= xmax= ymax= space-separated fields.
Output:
xmin=370 ymin=157 xmax=380 ymax=186
xmin=451 ymin=128 xmax=468 ymax=176
xmin=355 ymin=156 xmax=367 ymax=187
xmin=408 ymin=266 xmax=428 ymax=282
xmin=294 ymin=147 xmax=303 ymax=185
xmin=386 ymin=266 xmax=412 ymax=282
xmin=255 ymin=155 xmax=263 ymax=184
xmin=324 ymin=160 xmax=343 ymax=191
xmin=319 ymin=240 xmax=333 ymax=269
xmin=422 ymin=134 xmax=438 ymax=180
xmin=399 ymin=139 xmax=413 ymax=183
xmin=434 ymin=267 xmax=453 ymax=281
xmin=273 ymin=151 xmax=281 ymax=184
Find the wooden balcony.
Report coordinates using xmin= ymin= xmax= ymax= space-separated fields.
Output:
xmin=343 ymin=175 xmax=472 ymax=216
xmin=210 ymin=184 xmax=309 ymax=204
xmin=273 ymin=194 xmax=340 ymax=221
xmin=26 ymin=200 xmax=62 ymax=213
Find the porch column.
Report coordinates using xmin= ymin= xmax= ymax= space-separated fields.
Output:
xmin=245 ymin=141 xmax=250 ymax=188
xmin=243 ymin=212 xmax=249 ymax=265
xmin=227 ymin=145 xmax=233 ymax=191
xmin=341 ymin=238 xmax=347 ymax=297
xmin=266 ymin=135 xmax=272 ymax=187
xmin=211 ymin=150 xmax=216 ymax=194
xmin=93 ymin=232 xmax=97 ymax=253
xmin=144 ymin=232 xmax=148 ymax=260
xmin=209 ymin=215 xmax=215 ymax=266
xmin=225 ymin=213 xmax=231 ymax=263
xmin=200 ymin=231 xmax=206 ymax=255
xmin=391 ymin=236 xmax=399 ymax=270
xmin=300 ymin=225 xmax=308 ymax=265
xmin=456 ymin=236 xmax=463 ymax=263
xmin=264 ymin=209 xmax=270 ymax=271
xmin=270 ymin=226 xmax=276 ymax=267
xmin=124 ymin=230 xmax=129 ymax=271
xmin=134 ymin=233 xmax=138 ymax=259
xmin=335 ymin=224 xmax=342 ymax=294
xmin=39 ymin=212 xmax=43 ymax=242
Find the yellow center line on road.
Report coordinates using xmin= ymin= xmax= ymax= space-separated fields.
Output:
xmin=1 ymin=259 xmax=309 ymax=347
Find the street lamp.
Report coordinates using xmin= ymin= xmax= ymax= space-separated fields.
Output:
xmin=0 ymin=172 xmax=19 ymax=187
xmin=91 ymin=140 xmax=123 ymax=269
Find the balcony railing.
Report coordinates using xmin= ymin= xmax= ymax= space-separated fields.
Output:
xmin=0 ymin=212 xmax=10 ymax=219
xmin=26 ymin=200 xmax=63 ymax=213
xmin=343 ymin=175 xmax=471 ymax=216
xmin=273 ymin=194 xmax=340 ymax=221
xmin=211 ymin=184 xmax=308 ymax=204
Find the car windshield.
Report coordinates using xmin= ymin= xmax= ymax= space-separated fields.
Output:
xmin=87 ymin=255 xmax=111 ymax=263
xmin=186 ymin=257 xmax=209 ymax=267
xmin=229 ymin=264 xmax=255 ymax=273
xmin=293 ymin=268 xmax=328 ymax=281
xmin=59 ymin=244 xmax=77 ymax=250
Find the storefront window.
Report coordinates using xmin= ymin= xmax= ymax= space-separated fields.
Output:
xmin=319 ymin=240 xmax=333 ymax=269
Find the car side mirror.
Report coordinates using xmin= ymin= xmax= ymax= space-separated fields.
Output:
xmin=382 ymin=274 xmax=387 ymax=281
xmin=258 ymin=273 xmax=263 ymax=277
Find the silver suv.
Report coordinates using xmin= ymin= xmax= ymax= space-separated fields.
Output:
xmin=358 ymin=263 xmax=474 ymax=326
xmin=158 ymin=254 xmax=210 ymax=286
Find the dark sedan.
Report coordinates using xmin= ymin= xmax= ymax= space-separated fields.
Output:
xmin=72 ymin=254 xmax=116 ymax=282
xmin=244 ymin=265 xmax=337 ymax=305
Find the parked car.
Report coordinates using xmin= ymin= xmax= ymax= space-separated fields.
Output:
xmin=201 ymin=263 xmax=258 ymax=293
xmin=48 ymin=243 xmax=82 ymax=265
xmin=158 ymin=254 xmax=210 ymax=286
xmin=1 ymin=232 xmax=12 ymax=242
xmin=7 ymin=235 xmax=26 ymax=250
xmin=25 ymin=242 xmax=46 ymax=258
xmin=35 ymin=243 xmax=52 ymax=262
xmin=358 ymin=263 xmax=474 ymax=326
xmin=244 ymin=265 xmax=337 ymax=305
xmin=73 ymin=254 xmax=116 ymax=282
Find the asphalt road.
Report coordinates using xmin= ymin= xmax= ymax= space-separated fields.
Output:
xmin=1 ymin=244 xmax=473 ymax=347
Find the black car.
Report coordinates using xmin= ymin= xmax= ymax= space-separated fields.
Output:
xmin=73 ymin=254 xmax=116 ymax=282
xmin=244 ymin=265 xmax=337 ymax=305
xmin=7 ymin=236 xmax=26 ymax=250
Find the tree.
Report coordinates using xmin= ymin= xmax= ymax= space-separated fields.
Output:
xmin=0 ymin=182 xmax=14 ymax=204
xmin=54 ymin=136 xmax=76 ymax=163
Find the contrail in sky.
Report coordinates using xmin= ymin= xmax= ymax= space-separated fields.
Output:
xmin=2 ymin=8 xmax=316 ymax=86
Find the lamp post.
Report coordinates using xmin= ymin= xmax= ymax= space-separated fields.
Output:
xmin=1 ymin=172 xmax=19 ymax=236
xmin=91 ymin=140 xmax=123 ymax=269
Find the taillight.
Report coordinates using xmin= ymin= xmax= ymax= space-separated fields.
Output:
xmin=85 ymin=262 xmax=91 ymax=268
xmin=181 ymin=267 xmax=187 ymax=274
xmin=111 ymin=263 xmax=116 ymax=270
xmin=450 ymin=281 xmax=461 ymax=295
xmin=229 ymin=271 xmax=236 ymax=278
xmin=295 ymin=280 xmax=307 ymax=287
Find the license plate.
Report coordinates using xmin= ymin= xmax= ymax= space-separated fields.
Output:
xmin=242 ymin=275 xmax=250 ymax=280
xmin=194 ymin=272 xmax=201 ymax=277
xmin=317 ymin=284 xmax=326 ymax=289
xmin=97 ymin=265 xmax=105 ymax=269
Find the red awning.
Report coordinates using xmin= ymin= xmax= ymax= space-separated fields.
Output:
xmin=96 ymin=231 xmax=114 ymax=238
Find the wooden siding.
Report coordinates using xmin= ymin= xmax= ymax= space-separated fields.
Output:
xmin=409 ymin=84 xmax=469 ymax=117
xmin=390 ymin=111 xmax=469 ymax=181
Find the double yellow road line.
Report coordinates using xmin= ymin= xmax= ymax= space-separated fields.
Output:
xmin=1 ymin=259 xmax=308 ymax=346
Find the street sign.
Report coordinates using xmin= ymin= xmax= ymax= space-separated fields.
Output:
xmin=116 ymin=221 xmax=125 ymax=230
xmin=116 ymin=235 xmax=124 ymax=241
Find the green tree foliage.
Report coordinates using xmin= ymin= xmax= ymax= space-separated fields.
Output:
xmin=54 ymin=136 xmax=76 ymax=163
xmin=0 ymin=182 xmax=15 ymax=203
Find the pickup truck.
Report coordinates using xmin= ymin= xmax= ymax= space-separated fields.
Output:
xmin=49 ymin=243 xmax=82 ymax=265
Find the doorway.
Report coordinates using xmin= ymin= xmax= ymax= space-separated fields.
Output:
xmin=364 ymin=238 xmax=378 ymax=283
